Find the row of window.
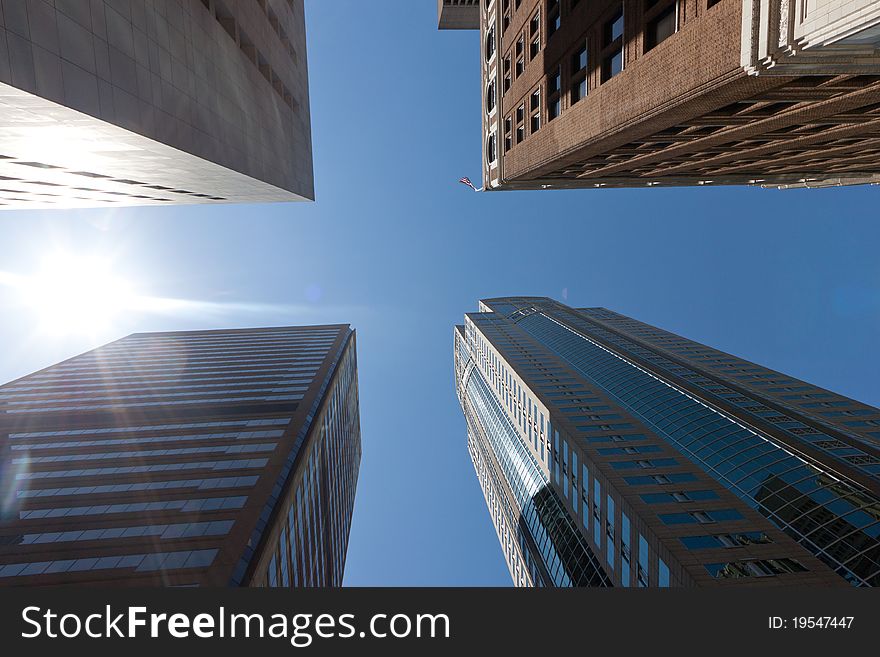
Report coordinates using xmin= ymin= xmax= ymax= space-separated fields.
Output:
xmin=17 ymin=458 xmax=270 ymax=481
xmin=4 ymin=371 xmax=316 ymax=394
xmin=111 ymin=332 xmax=338 ymax=350
xmin=571 ymin=312 xmax=880 ymax=476
xmin=262 ymin=343 xmax=361 ymax=588
xmin=19 ymin=495 xmax=247 ymax=520
xmin=47 ymin=353 xmax=327 ymax=374
xmin=23 ymin=365 xmax=318 ymax=386
xmin=10 ymin=417 xmax=289 ymax=440
xmin=462 ymin=354 xmax=610 ymax=587
xmin=0 ymin=548 xmax=218 ymax=579
xmin=11 ymin=429 xmax=284 ymax=452
xmin=18 ymin=475 xmax=259 ymax=500
xmin=469 ymin=315 xmax=672 ymax=587
xmin=491 ymin=1 xmax=684 ymax=158
xmin=1 ymin=519 xmax=235 ymax=547
xmin=16 ymin=442 xmax=277 ymax=464
xmin=8 ymin=392 xmax=304 ymax=414
xmin=91 ymin=336 xmax=336 ymax=355
xmin=4 ymin=385 xmax=307 ymax=406
xmin=517 ymin=306 xmax=880 ymax=586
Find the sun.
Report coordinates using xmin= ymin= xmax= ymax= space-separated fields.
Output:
xmin=20 ymin=252 xmax=134 ymax=337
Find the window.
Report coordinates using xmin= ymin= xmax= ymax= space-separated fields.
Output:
xmin=620 ymin=512 xmax=631 ymax=586
xmin=530 ymin=89 xmax=541 ymax=133
xmin=487 ymin=133 xmax=497 ymax=164
xmin=561 ymin=439 xmax=569 ymax=496
xmin=637 ymin=534 xmax=649 ymax=587
xmin=593 ymin=479 xmax=602 ymax=546
xmin=549 ymin=96 xmax=561 ymax=120
xmin=658 ymin=559 xmax=670 ymax=587
xmin=659 ymin=509 xmax=744 ymax=525
xmin=601 ymin=7 xmax=624 ymax=82
xmin=547 ymin=66 xmax=562 ymax=121
xmin=504 ymin=116 xmax=512 ymax=152
xmin=645 ymin=0 xmax=677 ymax=52
xmin=486 ymin=78 xmax=497 ymax=113
xmin=606 ymin=495 xmax=615 ymax=570
xmin=503 ymin=57 xmax=511 ymax=92
xmin=485 ymin=25 xmax=496 ymax=61
xmin=705 ymin=558 xmax=806 ymax=579
xmin=548 ymin=0 xmax=561 ymax=37
xmin=581 ymin=464 xmax=590 ymax=527
xmin=570 ymin=42 xmax=589 ymax=104
xmin=572 ymin=44 xmax=588 ymax=72
xmin=268 ymin=552 xmax=278 ymax=587
xmin=680 ymin=532 xmax=772 ymax=550
xmin=624 ymin=473 xmax=698 ymax=485
xmin=553 ymin=429 xmax=560 ymax=483
xmin=548 ymin=68 xmax=561 ymax=95
xmin=528 ymin=11 xmax=541 ymax=59
xmin=640 ymin=490 xmax=719 ymax=504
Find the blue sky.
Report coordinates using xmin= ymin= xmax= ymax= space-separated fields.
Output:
xmin=0 ymin=1 xmax=878 ymax=586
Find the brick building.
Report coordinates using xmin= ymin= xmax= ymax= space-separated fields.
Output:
xmin=438 ymin=0 xmax=880 ymax=190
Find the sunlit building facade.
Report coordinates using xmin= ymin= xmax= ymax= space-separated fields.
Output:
xmin=0 ymin=325 xmax=361 ymax=587
xmin=454 ymin=297 xmax=880 ymax=587
xmin=0 ymin=0 xmax=313 ymax=208
xmin=440 ymin=0 xmax=880 ymax=190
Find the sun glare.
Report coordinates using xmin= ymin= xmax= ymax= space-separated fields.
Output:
xmin=20 ymin=252 xmax=134 ymax=336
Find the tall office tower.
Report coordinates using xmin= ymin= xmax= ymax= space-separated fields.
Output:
xmin=438 ymin=0 xmax=880 ymax=190
xmin=0 ymin=0 xmax=313 ymax=209
xmin=454 ymin=297 xmax=880 ymax=587
xmin=0 ymin=325 xmax=361 ymax=587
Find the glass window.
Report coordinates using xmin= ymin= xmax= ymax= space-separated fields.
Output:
xmin=620 ymin=512 xmax=631 ymax=586
xmin=646 ymin=3 xmax=677 ymax=51
xmin=638 ymin=534 xmax=649 ymax=587
xmin=606 ymin=494 xmax=615 ymax=570
xmin=581 ymin=464 xmax=590 ymax=527
xmin=659 ymin=559 xmax=670 ymax=587
xmin=605 ymin=9 xmax=624 ymax=43
xmin=562 ymin=440 xmax=569 ymax=497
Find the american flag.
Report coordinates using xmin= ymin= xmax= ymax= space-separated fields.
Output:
xmin=459 ymin=176 xmax=479 ymax=192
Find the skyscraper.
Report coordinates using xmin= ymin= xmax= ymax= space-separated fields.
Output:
xmin=454 ymin=297 xmax=880 ymax=587
xmin=0 ymin=325 xmax=361 ymax=587
xmin=439 ymin=0 xmax=880 ymax=190
xmin=0 ymin=0 xmax=313 ymax=209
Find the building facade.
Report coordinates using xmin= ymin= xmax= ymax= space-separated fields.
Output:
xmin=0 ymin=0 xmax=313 ymax=209
xmin=454 ymin=297 xmax=880 ymax=587
xmin=439 ymin=0 xmax=880 ymax=190
xmin=0 ymin=325 xmax=361 ymax=587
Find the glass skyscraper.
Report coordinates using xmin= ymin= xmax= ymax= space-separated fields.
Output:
xmin=454 ymin=297 xmax=880 ymax=587
xmin=0 ymin=325 xmax=361 ymax=587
